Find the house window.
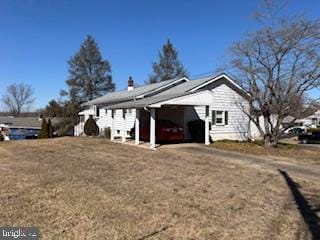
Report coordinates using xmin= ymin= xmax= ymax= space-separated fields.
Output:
xmin=79 ymin=116 xmax=84 ymax=123
xmin=312 ymin=118 xmax=317 ymax=125
xmin=212 ymin=110 xmax=228 ymax=126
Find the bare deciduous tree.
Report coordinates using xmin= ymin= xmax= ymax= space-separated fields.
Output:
xmin=228 ymin=1 xmax=320 ymax=147
xmin=1 ymin=83 xmax=35 ymax=117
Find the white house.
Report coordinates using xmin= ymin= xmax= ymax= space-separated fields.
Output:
xmin=74 ymin=74 xmax=252 ymax=148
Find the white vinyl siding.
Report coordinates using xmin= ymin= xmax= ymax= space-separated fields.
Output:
xmin=183 ymin=84 xmax=250 ymax=141
xmin=209 ymin=84 xmax=249 ymax=140
xmin=82 ymin=108 xmax=137 ymax=137
xmin=109 ymin=109 xmax=136 ymax=137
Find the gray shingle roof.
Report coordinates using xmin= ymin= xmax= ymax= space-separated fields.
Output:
xmin=82 ymin=77 xmax=186 ymax=106
xmin=0 ymin=117 xmax=59 ymax=129
xmin=155 ymin=75 xmax=214 ymax=96
xmin=0 ymin=117 xmax=42 ymax=129
xmin=83 ymin=75 xmax=216 ymax=107
xmin=106 ymin=75 xmax=217 ymax=109
xmin=107 ymin=92 xmax=193 ymax=109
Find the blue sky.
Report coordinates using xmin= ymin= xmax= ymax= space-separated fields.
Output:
xmin=0 ymin=0 xmax=319 ymax=109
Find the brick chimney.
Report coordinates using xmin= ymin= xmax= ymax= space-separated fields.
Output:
xmin=128 ymin=76 xmax=134 ymax=91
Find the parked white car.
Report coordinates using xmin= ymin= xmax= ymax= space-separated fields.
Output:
xmin=283 ymin=126 xmax=307 ymax=134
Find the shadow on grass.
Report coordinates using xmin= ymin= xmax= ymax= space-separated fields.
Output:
xmin=137 ymin=225 xmax=170 ymax=240
xmin=278 ymin=169 xmax=320 ymax=239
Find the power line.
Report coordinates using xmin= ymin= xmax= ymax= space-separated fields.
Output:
xmin=189 ymin=71 xmax=216 ymax=79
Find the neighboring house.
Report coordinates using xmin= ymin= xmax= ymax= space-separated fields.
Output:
xmin=75 ymin=73 xmax=253 ymax=147
xmin=298 ymin=110 xmax=320 ymax=128
xmin=0 ymin=117 xmax=42 ymax=140
xmin=0 ymin=117 xmax=58 ymax=140
xmin=282 ymin=110 xmax=320 ymax=129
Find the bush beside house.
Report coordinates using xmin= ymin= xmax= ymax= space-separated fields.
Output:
xmin=84 ymin=116 xmax=99 ymax=136
xmin=0 ymin=132 xmax=4 ymax=142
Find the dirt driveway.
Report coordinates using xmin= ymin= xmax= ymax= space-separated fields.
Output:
xmin=0 ymin=137 xmax=319 ymax=239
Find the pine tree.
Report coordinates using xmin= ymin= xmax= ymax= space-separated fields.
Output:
xmin=64 ymin=35 xmax=115 ymax=102
xmin=149 ymin=39 xmax=188 ymax=83
xmin=39 ymin=119 xmax=49 ymax=139
xmin=47 ymin=118 xmax=54 ymax=138
xmin=53 ymin=101 xmax=81 ymax=136
xmin=44 ymin=100 xmax=63 ymax=117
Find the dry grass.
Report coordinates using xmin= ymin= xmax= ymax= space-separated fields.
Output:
xmin=212 ymin=140 xmax=320 ymax=165
xmin=0 ymin=137 xmax=319 ymax=239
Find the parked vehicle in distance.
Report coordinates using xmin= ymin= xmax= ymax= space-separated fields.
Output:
xmin=298 ymin=128 xmax=320 ymax=144
xmin=284 ymin=126 xmax=306 ymax=134
xmin=131 ymin=120 xmax=184 ymax=142
xmin=288 ymin=127 xmax=305 ymax=134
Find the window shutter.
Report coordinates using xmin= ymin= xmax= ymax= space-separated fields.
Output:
xmin=225 ymin=111 xmax=228 ymax=125
xmin=212 ymin=110 xmax=216 ymax=125
xmin=96 ymin=106 xmax=100 ymax=117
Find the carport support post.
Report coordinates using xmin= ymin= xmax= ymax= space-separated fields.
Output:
xmin=135 ymin=109 xmax=140 ymax=145
xmin=122 ymin=109 xmax=126 ymax=143
xmin=150 ymin=108 xmax=156 ymax=148
xmin=110 ymin=110 xmax=114 ymax=141
xmin=205 ymin=105 xmax=210 ymax=145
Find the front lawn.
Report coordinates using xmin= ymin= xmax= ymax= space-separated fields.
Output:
xmin=0 ymin=137 xmax=319 ymax=239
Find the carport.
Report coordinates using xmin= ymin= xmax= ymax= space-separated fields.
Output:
xmin=108 ymin=90 xmax=214 ymax=148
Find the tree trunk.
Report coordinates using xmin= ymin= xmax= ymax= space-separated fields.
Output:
xmin=264 ymin=134 xmax=279 ymax=147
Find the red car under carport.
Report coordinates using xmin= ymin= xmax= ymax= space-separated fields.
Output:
xmin=131 ymin=120 xmax=184 ymax=142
